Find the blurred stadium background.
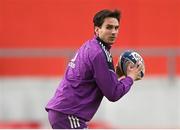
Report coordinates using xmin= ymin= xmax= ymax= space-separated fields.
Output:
xmin=0 ymin=0 xmax=180 ymax=128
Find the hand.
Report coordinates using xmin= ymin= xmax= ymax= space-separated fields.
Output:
xmin=126 ymin=61 xmax=143 ymax=81
xmin=115 ymin=62 xmax=124 ymax=78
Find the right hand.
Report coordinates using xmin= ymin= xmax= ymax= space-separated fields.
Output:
xmin=126 ymin=61 xmax=143 ymax=81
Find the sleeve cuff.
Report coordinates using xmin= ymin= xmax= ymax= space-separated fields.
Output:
xmin=126 ymin=76 xmax=134 ymax=85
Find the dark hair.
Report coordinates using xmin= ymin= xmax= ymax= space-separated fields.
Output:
xmin=93 ymin=9 xmax=121 ymax=27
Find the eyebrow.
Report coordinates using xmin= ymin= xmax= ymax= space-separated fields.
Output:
xmin=106 ymin=24 xmax=119 ymax=28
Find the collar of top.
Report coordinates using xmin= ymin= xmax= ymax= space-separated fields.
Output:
xmin=95 ymin=36 xmax=112 ymax=51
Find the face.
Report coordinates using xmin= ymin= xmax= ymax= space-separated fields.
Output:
xmin=95 ymin=17 xmax=119 ymax=45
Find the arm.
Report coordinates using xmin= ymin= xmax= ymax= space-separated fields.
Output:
xmin=92 ymin=52 xmax=133 ymax=102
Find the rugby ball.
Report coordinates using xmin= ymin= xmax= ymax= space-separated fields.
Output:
xmin=118 ymin=50 xmax=145 ymax=78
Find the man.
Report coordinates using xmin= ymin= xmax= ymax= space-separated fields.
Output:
xmin=45 ymin=9 xmax=142 ymax=129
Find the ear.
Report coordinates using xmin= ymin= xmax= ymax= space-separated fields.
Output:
xmin=94 ymin=26 xmax=99 ymax=36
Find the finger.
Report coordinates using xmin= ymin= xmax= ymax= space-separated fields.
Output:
xmin=133 ymin=60 xmax=141 ymax=68
xmin=135 ymin=73 xmax=142 ymax=81
xmin=137 ymin=63 xmax=143 ymax=71
xmin=135 ymin=77 xmax=142 ymax=81
xmin=126 ymin=61 xmax=135 ymax=69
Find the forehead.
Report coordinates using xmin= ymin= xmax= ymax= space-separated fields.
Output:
xmin=102 ymin=17 xmax=119 ymax=26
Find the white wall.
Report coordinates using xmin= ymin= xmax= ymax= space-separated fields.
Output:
xmin=94 ymin=76 xmax=180 ymax=128
xmin=0 ymin=76 xmax=180 ymax=128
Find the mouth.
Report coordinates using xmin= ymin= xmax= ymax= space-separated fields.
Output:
xmin=109 ymin=36 xmax=116 ymax=40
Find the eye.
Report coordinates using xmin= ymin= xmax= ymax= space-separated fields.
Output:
xmin=106 ymin=25 xmax=113 ymax=30
xmin=115 ymin=26 xmax=119 ymax=30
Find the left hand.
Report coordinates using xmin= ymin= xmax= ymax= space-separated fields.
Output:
xmin=115 ymin=62 xmax=124 ymax=78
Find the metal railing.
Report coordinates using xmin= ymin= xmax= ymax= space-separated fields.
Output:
xmin=0 ymin=48 xmax=179 ymax=79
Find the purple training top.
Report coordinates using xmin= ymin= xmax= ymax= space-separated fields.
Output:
xmin=45 ymin=36 xmax=133 ymax=121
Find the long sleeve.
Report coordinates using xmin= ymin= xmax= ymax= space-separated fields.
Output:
xmin=92 ymin=52 xmax=133 ymax=102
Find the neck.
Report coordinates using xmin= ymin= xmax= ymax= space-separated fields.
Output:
xmin=96 ymin=36 xmax=112 ymax=50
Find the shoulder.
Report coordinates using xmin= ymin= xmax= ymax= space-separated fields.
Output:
xmin=84 ymin=37 xmax=104 ymax=59
xmin=84 ymin=37 xmax=103 ymax=53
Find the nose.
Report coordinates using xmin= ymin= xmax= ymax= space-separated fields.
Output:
xmin=112 ymin=28 xmax=118 ymax=35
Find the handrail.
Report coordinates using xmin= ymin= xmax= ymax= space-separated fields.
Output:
xmin=0 ymin=48 xmax=179 ymax=79
xmin=0 ymin=48 xmax=179 ymax=57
